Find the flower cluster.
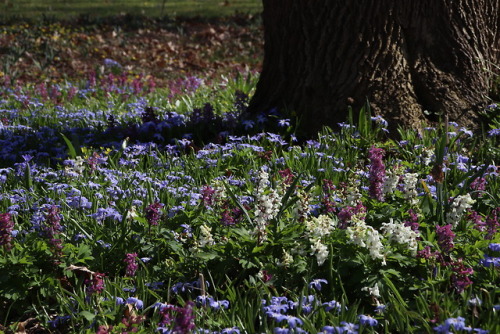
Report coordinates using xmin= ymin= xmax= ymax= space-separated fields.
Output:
xmin=144 ymin=202 xmax=163 ymax=226
xmin=0 ymin=212 xmax=14 ymax=250
xmin=346 ymin=220 xmax=385 ymax=264
xmin=446 ymin=194 xmax=475 ymax=227
xmin=305 ymin=215 xmax=336 ymax=265
xmin=381 ymin=219 xmax=419 ymax=255
xmin=124 ymin=252 xmax=138 ymax=277
xmin=368 ymin=146 xmax=386 ymax=201
xmin=253 ymin=167 xmax=281 ymax=243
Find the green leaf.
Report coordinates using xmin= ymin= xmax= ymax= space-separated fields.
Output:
xmin=194 ymin=252 xmax=218 ymax=260
xmin=79 ymin=310 xmax=95 ymax=322
xmin=60 ymin=132 xmax=77 ymax=159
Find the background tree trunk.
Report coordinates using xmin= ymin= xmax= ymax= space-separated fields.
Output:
xmin=249 ymin=0 xmax=500 ymax=135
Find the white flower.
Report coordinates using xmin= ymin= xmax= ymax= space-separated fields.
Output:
xmin=293 ymin=189 xmax=310 ymax=221
xmin=253 ymin=167 xmax=282 ymax=241
xmin=381 ymin=219 xmax=419 ymax=255
xmin=305 ymin=215 xmax=337 ymax=240
xmin=402 ymin=173 xmax=419 ymax=205
xmin=198 ymin=224 xmax=214 ymax=247
xmin=278 ymin=250 xmax=294 ymax=267
xmin=311 ymin=239 xmax=329 ymax=266
xmin=362 ymin=283 xmax=381 ymax=298
xmin=346 ymin=222 xmax=385 ymax=263
xmin=446 ymin=194 xmax=475 ymax=227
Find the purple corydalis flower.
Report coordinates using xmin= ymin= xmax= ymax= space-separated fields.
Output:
xmin=436 ymin=224 xmax=455 ymax=253
xmin=144 ymin=202 xmax=163 ymax=226
xmin=173 ymin=301 xmax=196 ymax=334
xmin=485 ymin=208 xmax=499 ymax=240
xmin=201 ymin=185 xmax=217 ymax=207
xmin=404 ymin=209 xmax=420 ymax=232
xmin=451 ymin=259 xmax=473 ymax=293
xmin=368 ymin=146 xmax=386 ymax=201
xmin=124 ymin=252 xmax=138 ymax=277
xmin=43 ymin=205 xmax=63 ymax=251
xmin=470 ymin=177 xmax=487 ymax=194
xmin=85 ymin=272 xmax=106 ymax=295
xmin=0 ymin=212 xmax=14 ymax=250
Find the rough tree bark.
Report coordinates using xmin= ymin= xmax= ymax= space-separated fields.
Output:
xmin=249 ymin=0 xmax=500 ymax=135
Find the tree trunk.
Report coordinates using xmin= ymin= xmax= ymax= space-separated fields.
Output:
xmin=249 ymin=0 xmax=500 ymax=135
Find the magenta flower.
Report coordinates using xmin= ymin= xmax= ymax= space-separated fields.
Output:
xmin=124 ymin=252 xmax=139 ymax=277
xmin=144 ymin=202 xmax=163 ymax=226
xmin=436 ymin=224 xmax=455 ymax=253
xmin=404 ymin=209 xmax=420 ymax=232
xmin=43 ymin=205 xmax=63 ymax=252
xmin=368 ymin=146 xmax=386 ymax=201
xmin=451 ymin=259 xmax=473 ymax=293
xmin=0 ymin=213 xmax=14 ymax=251
xmin=85 ymin=272 xmax=106 ymax=295
xmin=173 ymin=301 xmax=196 ymax=334
xmin=485 ymin=208 xmax=499 ymax=240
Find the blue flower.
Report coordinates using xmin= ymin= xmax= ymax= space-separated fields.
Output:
xmin=358 ymin=314 xmax=378 ymax=326
xmin=114 ymin=297 xmax=125 ymax=305
xmin=320 ymin=326 xmax=336 ymax=334
xmin=104 ymin=58 xmax=122 ymax=68
xmin=339 ymin=322 xmax=359 ymax=334
xmin=488 ymin=128 xmax=500 ymax=137
xmin=489 ymin=243 xmax=500 ymax=252
xmin=278 ymin=119 xmax=290 ymax=127
xmin=275 ymin=315 xmax=303 ymax=328
xmin=323 ymin=300 xmax=342 ymax=313
xmin=374 ymin=304 xmax=386 ymax=314
xmin=221 ymin=327 xmax=240 ymax=334
xmin=209 ymin=298 xmax=229 ymax=310
xmin=126 ymin=297 xmax=144 ymax=309
xmin=48 ymin=315 xmax=71 ymax=328
xmin=309 ymin=278 xmax=328 ymax=291
xmin=434 ymin=317 xmax=467 ymax=333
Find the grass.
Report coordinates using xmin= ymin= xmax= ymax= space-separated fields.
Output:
xmin=1 ymin=0 xmax=262 ymax=20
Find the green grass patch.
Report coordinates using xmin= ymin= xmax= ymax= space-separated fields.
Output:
xmin=1 ymin=0 xmax=262 ymax=20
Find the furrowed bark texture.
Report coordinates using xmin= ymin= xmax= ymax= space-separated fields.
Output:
xmin=249 ymin=0 xmax=500 ymax=134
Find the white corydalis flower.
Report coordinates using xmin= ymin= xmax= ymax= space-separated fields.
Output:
xmin=381 ymin=219 xmax=419 ymax=255
xmin=253 ymin=168 xmax=281 ymax=242
xmin=198 ymin=224 xmax=214 ymax=247
xmin=362 ymin=283 xmax=381 ymax=298
xmin=446 ymin=194 xmax=475 ymax=227
xmin=293 ymin=189 xmax=310 ymax=222
xmin=402 ymin=173 xmax=419 ymax=206
xmin=311 ymin=239 xmax=329 ymax=266
xmin=305 ymin=215 xmax=336 ymax=266
xmin=346 ymin=222 xmax=386 ymax=264
xmin=383 ymin=165 xmax=403 ymax=196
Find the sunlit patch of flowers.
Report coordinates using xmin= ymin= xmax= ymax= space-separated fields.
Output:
xmin=0 ymin=67 xmax=499 ymax=334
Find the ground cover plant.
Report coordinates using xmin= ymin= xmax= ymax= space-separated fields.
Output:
xmin=1 ymin=12 xmax=500 ymax=334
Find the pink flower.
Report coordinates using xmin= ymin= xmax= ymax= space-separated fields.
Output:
xmin=368 ymin=146 xmax=386 ymax=201
xmin=124 ymin=252 xmax=139 ymax=277
xmin=0 ymin=213 xmax=14 ymax=251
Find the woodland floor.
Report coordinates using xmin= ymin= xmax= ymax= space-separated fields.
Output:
xmin=0 ymin=13 xmax=264 ymax=86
